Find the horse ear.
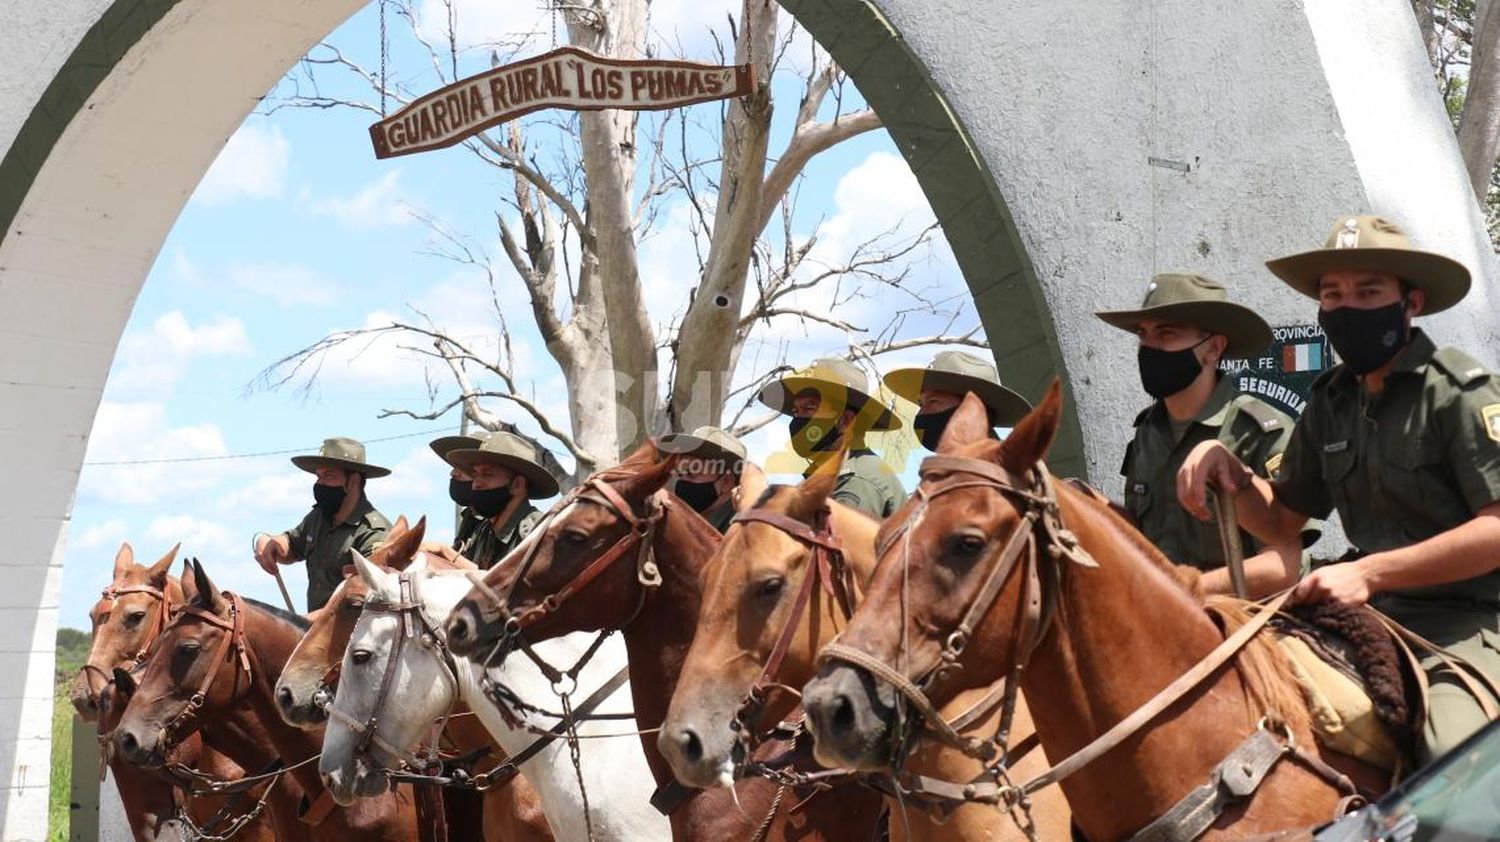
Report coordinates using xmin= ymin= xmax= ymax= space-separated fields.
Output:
xmin=938 ymin=392 xmax=991 ymax=453
xmin=351 ymin=550 xmax=395 ymax=601
xmin=998 ymin=379 xmax=1064 ymax=474
xmin=735 ymin=462 xmax=769 ymax=514
xmin=145 ymin=544 xmax=179 ymax=588
xmin=619 ymin=439 xmax=680 ymax=497
xmin=379 ymin=516 xmax=425 ymax=572
xmin=188 ymin=559 xmax=226 ymax=613
xmin=112 ymin=667 xmax=137 ymax=696
xmin=788 ymin=448 xmax=844 ymax=523
xmin=113 ymin=543 xmax=136 ymax=580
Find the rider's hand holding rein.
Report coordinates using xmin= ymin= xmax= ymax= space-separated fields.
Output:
xmin=1176 ymin=440 xmax=1309 ymax=546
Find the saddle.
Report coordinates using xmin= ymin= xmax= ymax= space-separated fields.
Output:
xmin=1269 ymin=602 xmax=1422 ymax=773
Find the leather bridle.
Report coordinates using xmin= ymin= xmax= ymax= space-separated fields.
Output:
xmin=157 ymin=594 xmax=255 ymax=757
xmin=728 ymin=504 xmax=855 ymax=751
xmin=80 ymin=583 xmax=173 ymax=705
xmin=820 ymin=454 xmax=1096 ymax=766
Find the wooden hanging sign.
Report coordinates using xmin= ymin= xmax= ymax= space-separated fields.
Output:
xmin=369 ymin=46 xmax=755 ymax=159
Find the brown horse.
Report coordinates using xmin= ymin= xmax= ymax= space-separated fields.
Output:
xmin=802 ymin=386 xmax=1388 ymax=840
xmin=278 ymin=517 xmax=552 ymax=842
xmin=76 ymin=543 xmax=272 ymax=841
xmin=112 ymin=558 xmax=419 ymax=841
xmin=660 ymin=454 xmax=1073 ymax=841
xmin=444 ymin=441 xmax=884 ymax=840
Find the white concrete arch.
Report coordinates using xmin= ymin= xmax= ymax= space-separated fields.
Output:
xmin=2 ymin=1 xmax=1495 ymax=838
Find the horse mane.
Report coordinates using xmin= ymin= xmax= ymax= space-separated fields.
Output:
xmin=241 ymin=596 xmax=311 ymax=631
xmin=1054 ymin=478 xmax=1206 ymax=601
xmin=1204 ymin=598 xmax=1313 ymax=736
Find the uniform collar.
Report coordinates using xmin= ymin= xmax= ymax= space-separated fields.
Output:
xmin=1149 ymin=374 xmax=1238 ymax=430
xmin=493 ymin=500 xmax=538 ymax=543
xmin=805 ymin=448 xmax=876 ymax=478
xmin=1324 ymin=327 xmax=1435 ymax=390
xmin=335 ymin=496 xmax=375 ymax=527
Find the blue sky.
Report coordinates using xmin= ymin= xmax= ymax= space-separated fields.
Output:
xmin=59 ymin=0 xmax=982 ymax=629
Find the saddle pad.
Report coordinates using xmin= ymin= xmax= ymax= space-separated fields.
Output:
xmin=1275 ymin=633 xmax=1400 ymax=771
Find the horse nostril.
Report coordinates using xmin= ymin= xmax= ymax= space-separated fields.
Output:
xmin=120 ymin=731 xmax=139 ymax=755
xmin=449 ymin=616 xmax=469 ymax=642
xmin=679 ymin=728 xmax=703 ymax=764
xmin=277 ymin=686 xmax=294 ymax=712
xmin=832 ymin=693 xmax=857 ymax=732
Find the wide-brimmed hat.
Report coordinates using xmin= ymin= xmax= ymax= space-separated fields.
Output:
xmin=444 ymin=431 xmax=559 ymax=498
xmin=1095 ymin=273 xmax=1272 ymax=359
xmin=658 ymin=426 xmax=747 ymax=471
xmin=428 ymin=430 xmax=491 ymax=461
xmin=883 ymin=351 xmax=1032 ymax=426
xmin=757 ymin=358 xmax=901 ymax=431
xmin=291 ymin=437 xmax=391 ymax=478
xmin=1265 ymin=215 xmax=1471 ymax=314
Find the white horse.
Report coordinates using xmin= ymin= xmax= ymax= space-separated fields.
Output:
xmin=320 ymin=551 xmax=668 ymax=841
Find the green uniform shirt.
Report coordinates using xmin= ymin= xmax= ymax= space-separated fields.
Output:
xmin=666 ymin=478 xmax=736 ymax=533
xmin=1275 ymin=330 xmax=1500 ymax=607
xmin=458 ymin=502 xmax=543 ymax=570
xmin=453 ymin=507 xmax=484 ymax=551
xmin=284 ymin=498 xmax=391 ymax=611
xmin=820 ymin=449 xmax=906 ymax=520
xmin=1122 ymin=375 xmax=1303 ymax=571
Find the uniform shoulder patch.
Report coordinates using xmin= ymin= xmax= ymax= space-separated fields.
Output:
xmin=365 ymin=510 xmax=393 ymax=529
xmin=517 ymin=509 xmax=544 ymax=539
xmin=1234 ymin=397 xmax=1285 ymax=434
xmin=1483 ymin=403 xmax=1500 ymax=444
xmin=1264 ymin=452 xmax=1284 ymax=478
xmin=1431 ymin=346 xmax=1492 ymax=387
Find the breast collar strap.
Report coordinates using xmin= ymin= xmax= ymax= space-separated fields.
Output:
xmin=730 ymin=505 xmax=855 ymax=748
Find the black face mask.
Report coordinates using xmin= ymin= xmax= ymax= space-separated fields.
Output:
xmin=788 ymin=416 xmax=842 ymax=458
xmin=1137 ymin=336 xmax=1210 ymax=400
xmin=312 ymin=482 xmax=346 ymax=516
xmin=674 ymin=479 xmax=720 ymax=513
xmin=912 ymin=407 xmax=957 ymax=452
xmin=470 ymin=485 xmax=514 ymax=518
xmin=448 ymin=478 xmax=473 ymax=507
xmin=1318 ymin=301 xmax=1409 ymax=375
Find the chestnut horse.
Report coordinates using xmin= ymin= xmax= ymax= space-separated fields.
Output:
xmin=112 ymin=559 xmax=418 ymax=841
xmin=278 ymin=517 xmax=552 ymax=842
xmin=660 ymin=454 xmax=1072 ymax=841
xmin=444 ymin=442 xmax=884 ymax=840
xmin=803 ymin=386 xmax=1388 ymax=840
xmin=75 ymin=544 xmax=272 ymax=841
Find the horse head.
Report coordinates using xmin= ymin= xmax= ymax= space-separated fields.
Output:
xmin=319 ymin=549 xmax=459 ymax=805
xmin=277 ymin=515 xmax=426 ymax=726
xmin=111 ymin=559 xmax=252 ymax=768
xmin=658 ymin=452 xmax=877 ymax=788
xmin=445 ymin=440 xmax=680 ymax=659
xmin=804 ymin=383 xmax=1067 ymax=771
xmin=71 ymin=542 xmax=180 ymax=720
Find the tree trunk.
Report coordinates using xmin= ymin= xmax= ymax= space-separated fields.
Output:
xmin=1459 ymin=0 xmax=1500 ymax=200
xmin=667 ymin=2 xmax=779 ymax=433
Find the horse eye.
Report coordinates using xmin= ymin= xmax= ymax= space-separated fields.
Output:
xmin=351 ymin=650 xmax=373 ymax=665
xmin=561 ymin=529 xmax=589 ymax=545
xmin=755 ymin=577 xmax=785 ymax=600
xmin=344 ymin=600 xmax=365 ymax=612
xmin=952 ymin=533 xmax=988 ymax=556
xmin=177 ymin=640 xmax=201 ymax=655
xmin=125 ymin=611 xmax=147 ymax=627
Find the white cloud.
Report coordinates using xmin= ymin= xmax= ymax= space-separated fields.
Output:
xmin=192 ymin=124 xmax=291 ymax=206
xmin=71 ymin=519 xmax=131 ymax=555
xmin=78 ymin=402 xmax=239 ymax=506
xmin=304 ymin=171 xmax=416 ymax=230
xmin=108 ymin=311 xmax=251 ymax=397
xmin=225 ymin=263 xmax=340 ymax=308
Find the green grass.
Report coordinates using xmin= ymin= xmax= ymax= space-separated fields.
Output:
xmin=51 ymin=627 xmax=89 ymax=842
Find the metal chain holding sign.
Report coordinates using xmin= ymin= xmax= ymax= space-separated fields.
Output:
xmin=379 ymin=0 xmax=389 ymax=117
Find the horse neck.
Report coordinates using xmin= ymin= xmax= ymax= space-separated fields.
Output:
xmin=1017 ymin=488 xmax=1255 ymax=834
xmin=831 ymin=503 xmax=880 ymax=593
xmin=231 ymin=605 xmax=327 ymax=799
xmin=621 ymin=504 xmax=717 ymax=785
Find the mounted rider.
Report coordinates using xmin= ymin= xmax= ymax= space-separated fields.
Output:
xmin=428 ymin=430 xmax=491 ymax=552
xmin=1178 ymin=215 xmax=1500 ymax=764
xmin=759 ymin=357 xmax=906 ymax=519
xmin=658 ymin=425 xmax=746 ymax=532
xmin=444 ymin=431 xmax=558 ymax=569
xmin=1097 ymin=273 xmax=1313 ymax=597
xmin=883 ymin=350 xmax=1032 ymax=451
xmin=253 ymin=436 xmax=392 ymax=611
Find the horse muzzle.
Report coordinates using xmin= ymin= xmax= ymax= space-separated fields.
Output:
xmin=112 ymin=723 xmax=166 ymax=769
xmin=803 ymin=664 xmax=899 ymax=772
xmin=444 ymin=599 xmax=506 ymax=659
xmin=321 ymin=756 xmax=388 ymax=806
xmin=657 ymin=713 xmax=738 ymax=790
xmin=275 ymin=679 xmax=330 ymax=727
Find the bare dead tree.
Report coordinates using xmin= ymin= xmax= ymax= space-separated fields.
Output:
xmin=257 ymin=0 xmax=987 ymax=479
